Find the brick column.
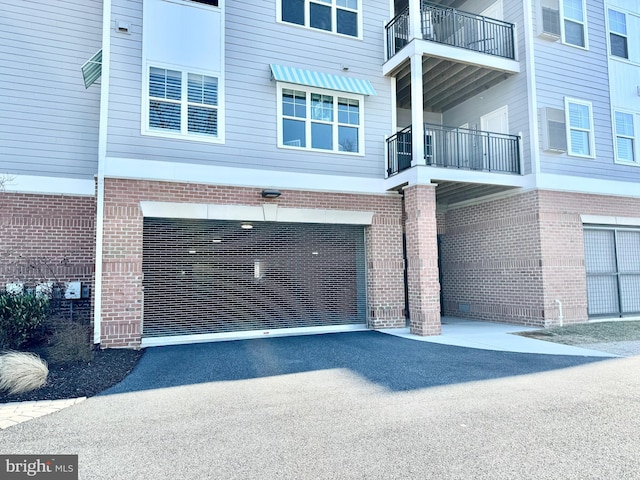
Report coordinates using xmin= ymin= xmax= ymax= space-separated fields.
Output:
xmin=366 ymin=209 xmax=406 ymax=329
xmin=404 ymin=184 xmax=441 ymax=336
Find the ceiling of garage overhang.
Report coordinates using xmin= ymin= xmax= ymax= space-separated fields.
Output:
xmin=432 ymin=181 xmax=519 ymax=206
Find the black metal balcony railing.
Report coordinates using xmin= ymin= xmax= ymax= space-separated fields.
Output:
xmin=387 ymin=123 xmax=521 ymax=176
xmin=385 ymin=2 xmax=516 ymax=60
xmin=386 ymin=6 xmax=410 ymax=59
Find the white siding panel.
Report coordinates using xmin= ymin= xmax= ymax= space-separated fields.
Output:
xmin=106 ymin=0 xmax=392 ymax=179
xmin=0 ymin=0 xmax=101 ymax=179
xmin=534 ymin=0 xmax=640 ymax=182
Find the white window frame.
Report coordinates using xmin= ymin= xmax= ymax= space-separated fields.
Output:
xmin=559 ymin=0 xmax=588 ymax=49
xmin=564 ymin=97 xmax=595 ymax=158
xmin=276 ymin=82 xmax=365 ymax=156
xmin=142 ymin=63 xmax=224 ymax=144
xmin=607 ymin=8 xmax=628 ymax=60
xmin=276 ymin=0 xmax=363 ymax=40
xmin=613 ymin=109 xmax=638 ymax=166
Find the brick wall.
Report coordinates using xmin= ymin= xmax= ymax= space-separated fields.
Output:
xmin=0 ymin=192 xmax=96 ymax=322
xmin=440 ymin=190 xmax=545 ymax=326
xmin=404 ymin=184 xmax=441 ymax=335
xmin=100 ymin=178 xmax=405 ymax=347
xmin=440 ymin=189 xmax=640 ymax=327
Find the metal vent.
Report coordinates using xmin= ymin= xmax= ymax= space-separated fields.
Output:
xmin=541 ymin=107 xmax=567 ymax=152
xmin=142 ymin=218 xmax=367 ymax=338
xmin=541 ymin=7 xmax=561 ymax=37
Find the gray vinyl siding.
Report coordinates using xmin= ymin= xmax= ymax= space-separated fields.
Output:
xmin=106 ymin=0 xmax=393 ymax=178
xmin=0 ymin=0 xmax=101 ymax=179
xmin=535 ymin=0 xmax=640 ymax=182
xmin=442 ymin=0 xmax=532 ymax=175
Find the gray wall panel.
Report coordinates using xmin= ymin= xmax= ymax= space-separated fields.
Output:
xmin=0 ymin=0 xmax=102 ymax=179
xmin=106 ymin=0 xmax=392 ymax=179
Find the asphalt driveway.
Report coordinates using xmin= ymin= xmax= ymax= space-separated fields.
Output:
xmin=2 ymin=332 xmax=639 ymax=479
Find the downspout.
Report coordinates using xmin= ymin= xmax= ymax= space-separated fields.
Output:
xmin=555 ymin=299 xmax=564 ymax=327
xmin=400 ymin=188 xmax=410 ymax=326
xmin=93 ymin=0 xmax=112 ymax=344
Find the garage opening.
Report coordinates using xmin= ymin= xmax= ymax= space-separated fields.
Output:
xmin=142 ymin=218 xmax=367 ymax=342
xmin=584 ymin=227 xmax=640 ymax=318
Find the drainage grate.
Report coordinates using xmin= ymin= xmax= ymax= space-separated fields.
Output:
xmin=142 ymin=218 xmax=367 ymax=337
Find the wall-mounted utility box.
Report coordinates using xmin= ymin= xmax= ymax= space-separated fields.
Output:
xmin=65 ymin=281 xmax=82 ymax=300
xmin=5 ymin=283 xmax=24 ymax=294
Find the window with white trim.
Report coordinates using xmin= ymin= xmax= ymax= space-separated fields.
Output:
xmin=614 ymin=111 xmax=635 ymax=163
xmin=148 ymin=67 xmax=220 ymax=139
xmin=565 ymin=98 xmax=594 ymax=157
xmin=281 ymin=0 xmax=359 ymax=38
xmin=278 ymin=84 xmax=363 ymax=154
xmin=562 ymin=0 xmax=586 ymax=47
xmin=608 ymin=9 xmax=628 ymax=59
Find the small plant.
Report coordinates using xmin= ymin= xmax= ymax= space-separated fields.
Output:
xmin=46 ymin=319 xmax=94 ymax=365
xmin=0 ymin=351 xmax=49 ymax=395
xmin=0 ymin=291 xmax=50 ymax=350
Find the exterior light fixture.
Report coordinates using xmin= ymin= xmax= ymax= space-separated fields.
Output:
xmin=261 ymin=189 xmax=281 ymax=198
xmin=212 ymin=238 xmax=222 ymax=243
xmin=241 ymin=222 xmax=253 ymax=229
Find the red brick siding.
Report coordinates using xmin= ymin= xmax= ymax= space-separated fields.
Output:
xmin=100 ymin=178 xmax=406 ymax=347
xmin=440 ymin=189 xmax=640 ymax=327
xmin=404 ymin=185 xmax=441 ymax=335
xmin=0 ymin=191 xmax=96 ymax=315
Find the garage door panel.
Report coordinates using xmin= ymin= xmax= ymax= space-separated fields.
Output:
xmin=586 ymin=275 xmax=620 ymax=316
xmin=584 ymin=227 xmax=640 ymax=318
xmin=616 ymin=231 xmax=640 ymax=273
xmin=620 ymin=275 xmax=640 ymax=314
xmin=142 ymin=219 xmax=366 ymax=338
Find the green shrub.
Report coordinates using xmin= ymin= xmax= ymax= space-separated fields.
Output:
xmin=0 ymin=292 xmax=49 ymax=350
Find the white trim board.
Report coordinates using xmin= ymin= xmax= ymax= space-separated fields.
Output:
xmin=104 ymin=156 xmax=389 ymax=195
xmin=139 ymin=201 xmax=375 ymax=225
xmin=140 ymin=324 xmax=369 ymax=348
xmin=0 ymin=174 xmax=95 ymax=196
xmin=581 ymin=215 xmax=640 ymax=227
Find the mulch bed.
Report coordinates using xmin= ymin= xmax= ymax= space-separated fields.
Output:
xmin=0 ymin=348 xmax=143 ymax=403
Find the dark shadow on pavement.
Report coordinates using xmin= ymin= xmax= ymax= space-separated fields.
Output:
xmin=101 ymin=331 xmax=606 ymax=396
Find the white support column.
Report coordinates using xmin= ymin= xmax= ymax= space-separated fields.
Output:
xmin=410 ymin=54 xmax=425 ymax=167
xmin=408 ymin=0 xmax=422 ymax=41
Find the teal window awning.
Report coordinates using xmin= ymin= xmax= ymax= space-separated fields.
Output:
xmin=270 ymin=64 xmax=376 ymax=96
xmin=81 ymin=49 xmax=102 ymax=89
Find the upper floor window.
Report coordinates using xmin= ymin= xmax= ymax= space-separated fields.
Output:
xmin=562 ymin=0 xmax=586 ymax=47
xmin=608 ymin=9 xmax=628 ymax=59
xmin=565 ymin=98 xmax=594 ymax=157
xmin=278 ymin=84 xmax=363 ymax=154
xmin=614 ymin=111 xmax=635 ymax=163
xmin=147 ymin=66 xmax=221 ymax=141
xmin=281 ymin=0 xmax=359 ymax=38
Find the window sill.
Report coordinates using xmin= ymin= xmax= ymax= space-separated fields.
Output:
xmin=278 ymin=144 xmax=365 ymax=156
xmin=276 ymin=20 xmax=363 ymax=42
xmin=614 ymin=160 xmax=640 ymax=168
xmin=567 ymin=153 xmax=595 ymax=159
xmin=142 ymin=129 xmax=225 ymax=144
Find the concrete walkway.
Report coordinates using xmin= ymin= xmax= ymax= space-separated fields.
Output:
xmin=382 ymin=317 xmax=618 ymax=357
xmin=0 ymin=397 xmax=85 ymax=430
xmin=0 ymin=318 xmax=620 ymax=429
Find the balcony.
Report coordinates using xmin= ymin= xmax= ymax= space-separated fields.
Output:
xmin=387 ymin=123 xmax=521 ymax=177
xmin=386 ymin=2 xmax=515 ymax=61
